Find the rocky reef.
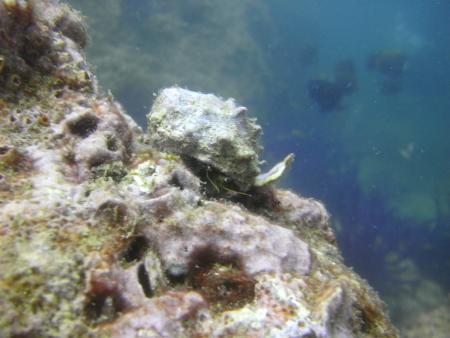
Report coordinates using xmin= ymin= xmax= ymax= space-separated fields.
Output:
xmin=0 ymin=1 xmax=398 ymax=337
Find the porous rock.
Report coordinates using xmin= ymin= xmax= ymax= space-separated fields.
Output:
xmin=144 ymin=201 xmax=312 ymax=277
xmin=0 ymin=1 xmax=398 ymax=337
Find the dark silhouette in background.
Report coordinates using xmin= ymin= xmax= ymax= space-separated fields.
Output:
xmin=307 ymin=59 xmax=358 ymax=112
xmin=367 ymin=49 xmax=409 ymax=95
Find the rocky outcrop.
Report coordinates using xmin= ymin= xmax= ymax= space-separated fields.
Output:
xmin=0 ymin=1 xmax=398 ymax=337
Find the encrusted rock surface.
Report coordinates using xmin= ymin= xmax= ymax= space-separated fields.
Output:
xmin=0 ymin=1 xmax=398 ymax=337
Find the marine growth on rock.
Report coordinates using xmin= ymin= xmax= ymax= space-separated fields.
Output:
xmin=0 ymin=1 xmax=399 ymax=337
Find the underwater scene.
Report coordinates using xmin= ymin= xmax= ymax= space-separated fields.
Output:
xmin=0 ymin=0 xmax=449 ymax=337
xmin=69 ymin=0 xmax=450 ymax=332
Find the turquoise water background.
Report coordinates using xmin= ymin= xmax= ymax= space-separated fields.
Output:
xmin=67 ymin=0 xmax=450 ymax=331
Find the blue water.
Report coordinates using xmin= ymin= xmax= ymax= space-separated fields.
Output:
xmin=68 ymin=0 xmax=450 ymax=330
xmin=263 ymin=0 xmax=450 ymax=326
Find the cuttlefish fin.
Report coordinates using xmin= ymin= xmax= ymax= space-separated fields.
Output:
xmin=254 ymin=153 xmax=295 ymax=187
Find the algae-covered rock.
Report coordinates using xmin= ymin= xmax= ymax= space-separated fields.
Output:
xmin=0 ymin=1 xmax=398 ymax=337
